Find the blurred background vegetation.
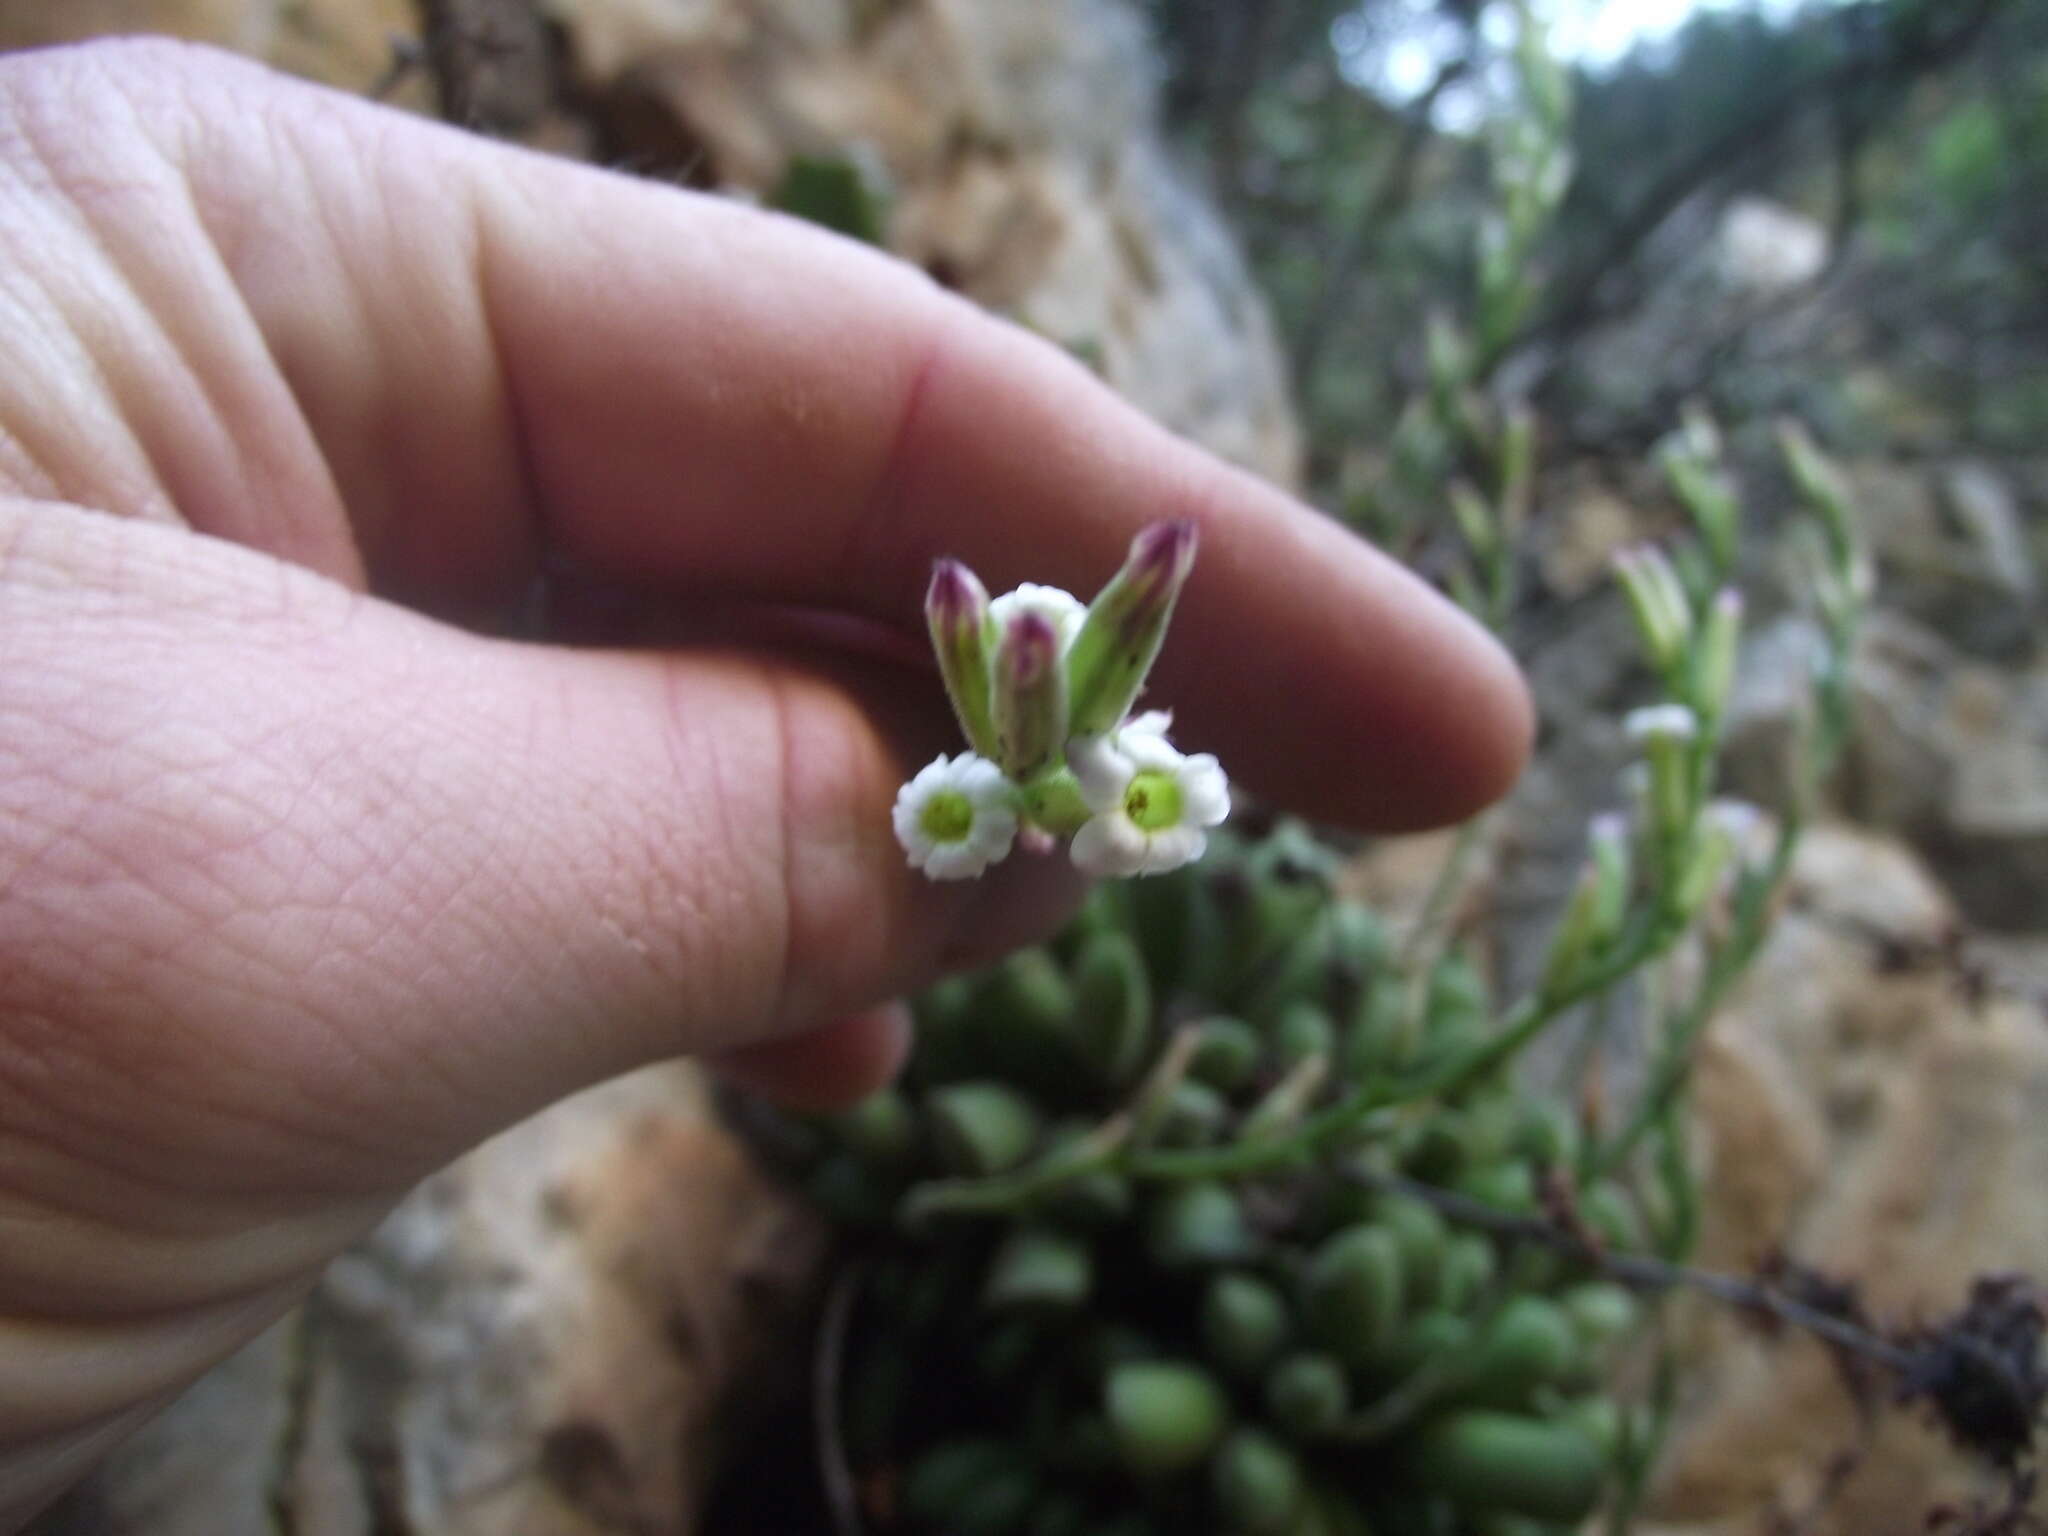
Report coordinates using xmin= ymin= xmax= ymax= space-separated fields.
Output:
xmin=1149 ymin=0 xmax=2046 ymax=499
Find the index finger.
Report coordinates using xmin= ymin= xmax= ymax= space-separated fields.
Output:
xmin=88 ymin=43 xmax=1536 ymax=828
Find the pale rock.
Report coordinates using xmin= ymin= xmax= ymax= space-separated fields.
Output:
xmin=30 ymin=1066 xmax=824 ymax=1536
xmin=544 ymin=0 xmax=1302 ymax=484
xmin=1943 ymin=460 xmax=2038 ymax=602
xmin=1646 ymin=826 xmax=2048 ymax=1535
xmin=1715 ymin=196 xmax=1829 ymax=293
xmin=1721 ymin=609 xmax=2048 ymax=931
xmin=1537 ymin=473 xmax=1648 ymax=598
xmin=0 ymin=0 xmax=427 ymax=103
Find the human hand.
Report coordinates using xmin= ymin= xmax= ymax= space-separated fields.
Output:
xmin=0 ymin=39 xmax=1529 ymax=1524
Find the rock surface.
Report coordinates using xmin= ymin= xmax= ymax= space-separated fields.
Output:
xmin=0 ymin=0 xmax=1298 ymax=488
xmin=1645 ymin=825 xmax=2048 ymax=1535
xmin=535 ymin=0 xmax=1301 ymax=484
xmin=1722 ymin=609 xmax=2048 ymax=931
xmin=31 ymin=1066 xmax=823 ymax=1536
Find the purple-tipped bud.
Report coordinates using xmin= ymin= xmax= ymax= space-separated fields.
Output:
xmin=926 ymin=559 xmax=998 ymax=758
xmin=992 ymin=609 xmax=1067 ymax=780
xmin=1066 ymin=520 xmax=1199 ymax=735
xmin=928 ymin=559 xmax=987 ymax=632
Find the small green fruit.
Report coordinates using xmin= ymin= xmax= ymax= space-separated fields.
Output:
xmin=928 ymin=1081 xmax=1041 ymax=1177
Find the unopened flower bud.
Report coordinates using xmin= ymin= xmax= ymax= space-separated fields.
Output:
xmin=1066 ymin=520 xmax=1198 ymax=736
xmin=992 ymin=608 xmax=1067 ymax=780
xmin=1449 ymin=479 xmax=1498 ymax=559
xmin=1776 ymin=419 xmax=1853 ymax=558
xmin=1588 ymin=810 xmax=1632 ymax=939
xmin=1540 ymin=866 xmax=1603 ymax=1005
xmin=1499 ymin=403 xmax=1536 ymax=531
xmin=1611 ymin=546 xmax=1692 ymax=677
xmin=1695 ymin=588 xmax=1743 ymax=719
xmin=926 ymin=560 xmax=997 ymax=759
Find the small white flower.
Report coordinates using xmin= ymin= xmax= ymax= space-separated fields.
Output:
xmin=892 ymin=753 xmax=1019 ymax=880
xmin=1066 ymin=722 xmax=1230 ymax=878
xmin=1623 ymin=703 xmax=1699 ymax=744
xmin=1705 ymin=797 xmax=1764 ymax=840
xmin=1588 ymin=810 xmax=1630 ymax=850
xmin=989 ymin=583 xmax=1087 ymax=651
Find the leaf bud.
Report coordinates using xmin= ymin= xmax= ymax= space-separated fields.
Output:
xmin=1189 ymin=1016 xmax=1264 ymax=1093
xmin=927 ymin=1081 xmax=1041 ymax=1177
xmin=1202 ymin=1272 xmax=1290 ymax=1380
xmin=984 ymin=1225 xmax=1093 ymax=1312
xmin=1302 ymin=1225 xmax=1405 ymax=1364
xmin=1211 ymin=1428 xmax=1305 ymax=1534
xmin=1072 ymin=929 xmax=1154 ymax=1085
xmin=1263 ymin=1352 xmax=1349 ymax=1440
xmin=1146 ymin=1180 xmax=1253 ymax=1268
xmin=1406 ymin=1411 xmax=1604 ymax=1521
xmin=1106 ymin=1360 xmax=1229 ymax=1476
xmin=1465 ymin=1295 xmax=1583 ymax=1405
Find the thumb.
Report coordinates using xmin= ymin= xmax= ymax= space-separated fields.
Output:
xmin=1 ymin=498 xmax=1075 ymax=1208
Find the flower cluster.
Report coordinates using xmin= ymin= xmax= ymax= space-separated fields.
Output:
xmin=892 ymin=522 xmax=1230 ymax=881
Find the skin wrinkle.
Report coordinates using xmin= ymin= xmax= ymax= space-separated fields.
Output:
xmin=829 ymin=295 xmax=959 ymax=618
xmin=638 ymin=654 xmax=785 ymax=1050
xmin=0 ymin=1194 xmax=389 ymax=1320
xmin=4 ymin=69 xmax=227 ymax=532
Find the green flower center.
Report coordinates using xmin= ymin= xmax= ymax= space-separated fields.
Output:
xmin=919 ymin=789 xmax=976 ymax=844
xmin=1123 ymin=770 xmax=1184 ymax=833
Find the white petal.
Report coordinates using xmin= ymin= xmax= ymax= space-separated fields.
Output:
xmin=1137 ymin=824 xmax=1205 ymax=875
xmin=1120 ymin=730 xmax=1185 ymax=774
xmin=1120 ymin=710 xmax=1174 ymax=740
xmin=1071 ymin=813 xmax=1148 ymax=878
xmin=1624 ymin=703 xmax=1698 ymax=743
xmin=1068 ymin=734 xmax=1134 ymax=812
xmin=990 ymin=584 xmax=1087 ymax=648
xmin=965 ymin=806 xmax=1019 ymax=864
xmin=907 ymin=755 xmax=952 ymax=794
xmin=1178 ymin=756 xmax=1232 ymax=828
xmin=922 ymin=843 xmax=988 ymax=880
